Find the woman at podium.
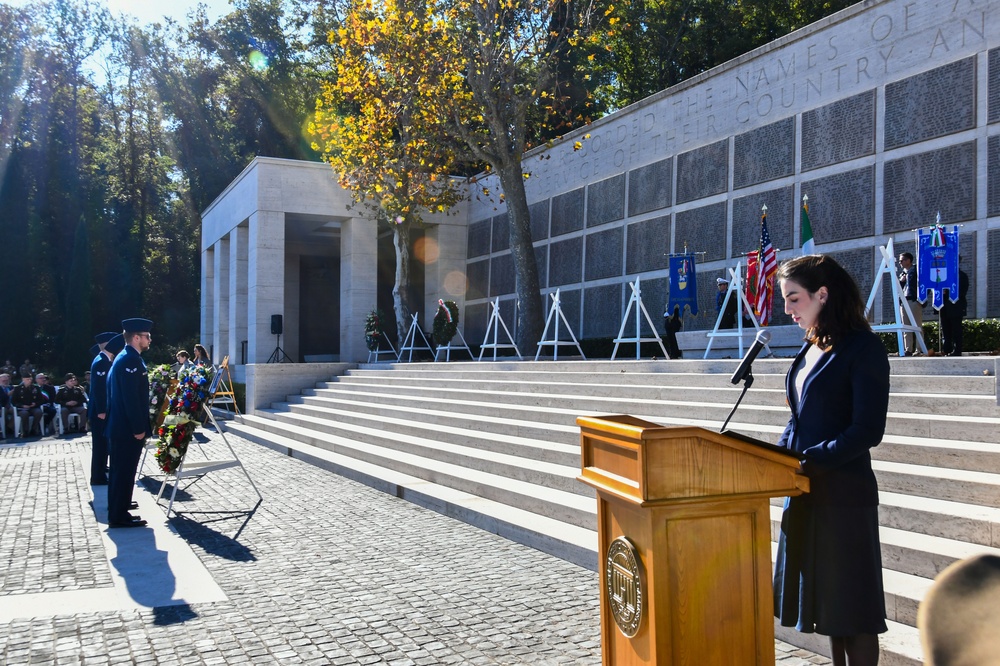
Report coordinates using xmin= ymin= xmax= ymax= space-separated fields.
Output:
xmin=773 ymin=255 xmax=890 ymax=666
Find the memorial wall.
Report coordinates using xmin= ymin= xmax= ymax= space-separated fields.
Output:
xmin=463 ymin=0 xmax=1000 ymax=339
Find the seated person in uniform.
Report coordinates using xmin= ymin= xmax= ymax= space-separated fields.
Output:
xmin=35 ymin=373 xmax=58 ymax=432
xmin=0 ymin=373 xmax=10 ymax=438
xmin=56 ymin=373 xmax=88 ymax=433
xmin=11 ymin=374 xmax=44 ymax=436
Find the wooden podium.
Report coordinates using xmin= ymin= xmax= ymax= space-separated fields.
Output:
xmin=577 ymin=415 xmax=809 ymax=666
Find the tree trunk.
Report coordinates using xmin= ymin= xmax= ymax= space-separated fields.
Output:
xmin=495 ymin=162 xmax=544 ymax=352
xmin=392 ymin=222 xmax=412 ymax=345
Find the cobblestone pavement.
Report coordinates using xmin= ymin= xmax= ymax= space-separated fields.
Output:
xmin=0 ymin=430 xmax=831 ymax=665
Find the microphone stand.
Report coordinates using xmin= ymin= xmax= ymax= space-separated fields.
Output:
xmin=720 ymin=368 xmax=754 ymax=433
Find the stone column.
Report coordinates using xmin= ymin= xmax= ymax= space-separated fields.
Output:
xmin=424 ymin=219 xmax=470 ymax=331
xmin=248 ymin=210 xmax=285 ymax=363
xmin=212 ymin=236 xmax=230 ymax=364
xmin=201 ymin=246 xmax=215 ymax=352
xmin=228 ymin=223 xmax=249 ymax=366
xmin=340 ymin=216 xmax=378 ymax=362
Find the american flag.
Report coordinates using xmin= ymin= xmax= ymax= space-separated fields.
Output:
xmin=754 ymin=210 xmax=778 ymax=325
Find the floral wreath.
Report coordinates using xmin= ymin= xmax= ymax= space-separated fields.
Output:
xmin=365 ymin=309 xmax=386 ymax=352
xmin=432 ymin=299 xmax=460 ymax=345
xmin=153 ymin=364 xmax=215 ymax=474
xmin=148 ymin=364 xmax=175 ymax=428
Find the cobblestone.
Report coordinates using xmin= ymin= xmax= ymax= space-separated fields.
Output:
xmin=0 ymin=430 xmax=832 ymax=665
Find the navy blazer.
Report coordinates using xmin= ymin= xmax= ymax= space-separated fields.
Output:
xmin=107 ymin=345 xmax=151 ymax=441
xmin=777 ymin=329 xmax=890 ymax=507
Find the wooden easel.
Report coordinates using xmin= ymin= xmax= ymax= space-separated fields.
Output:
xmin=210 ymin=355 xmax=239 ymax=415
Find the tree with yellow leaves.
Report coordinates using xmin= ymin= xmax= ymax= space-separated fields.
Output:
xmin=311 ymin=0 xmax=467 ymax=344
xmin=313 ymin=0 xmax=618 ymax=351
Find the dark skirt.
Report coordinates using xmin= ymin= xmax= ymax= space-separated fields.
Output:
xmin=773 ymin=496 xmax=888 ymax=636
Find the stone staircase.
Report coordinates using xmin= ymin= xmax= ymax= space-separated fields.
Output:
xmin=224 ymin=356 xmax=1000 ymax=665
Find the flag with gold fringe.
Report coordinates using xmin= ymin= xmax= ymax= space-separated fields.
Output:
xmin=753 ymin=207 xmax=778 ymax=325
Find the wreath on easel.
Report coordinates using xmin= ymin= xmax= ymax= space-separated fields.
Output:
xmin=432 ymin=299 xmax=460 ymax=345
xmin=365 ymin=309 xmax=386 ymax=351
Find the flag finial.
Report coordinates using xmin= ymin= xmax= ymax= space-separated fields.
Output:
xmin=935 ymin=211 xmax=941 ymax=225
xmin=802 ymin=194 xmax=808 ymax=204
xmin=761 ymin=204 xmax=768 ymax=214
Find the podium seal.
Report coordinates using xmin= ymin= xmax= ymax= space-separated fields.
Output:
xmin=606 ymin=536 xmax=644 ymax=637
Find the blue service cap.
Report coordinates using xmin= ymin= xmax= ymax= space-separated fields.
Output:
xmin=121 ymin=318 xmax=153 ymax=333
xmin=89 ymin=344 xmax=100 ymax=358
xmin=104 ymin=334 xmax=126 ymax=355
xmin=94 ymin=331 xmax=117 ymax=344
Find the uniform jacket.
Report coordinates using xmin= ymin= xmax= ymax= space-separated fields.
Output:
xmin=107 ymin=345 xmax=151 ymax=441
xmin=88 ymin=353 xmax=111 ymax=416
xmin=57 ymin=385 xmax=87 ymax=407
xmin=776 ymin=328 xmax=890 ymax=506
xmin=11 ymin=384 xmax=44 ymax=409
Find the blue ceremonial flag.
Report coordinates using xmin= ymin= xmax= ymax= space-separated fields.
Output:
xmin=916 ymin=224 xmax=959 ymax=310
xmin=668 ymin=254 xmax=698 ymax=315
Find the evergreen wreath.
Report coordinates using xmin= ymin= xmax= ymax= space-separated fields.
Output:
xmin=365 ymin=309 xmax=386 ymax=352
xmin=432 ymin=299 xmax=460 ymax=345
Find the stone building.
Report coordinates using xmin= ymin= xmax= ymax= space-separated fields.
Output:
xmin=202 ymin=0 xmax=1000 ymax=369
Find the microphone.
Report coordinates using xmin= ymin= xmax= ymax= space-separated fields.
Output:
xmin=730 ymin=329 xmax=771 ymax=385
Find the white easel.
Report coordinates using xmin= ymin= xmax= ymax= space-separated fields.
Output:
xmin=535 ymin=289 xmax=586 ymax=361
xmin=478 ymin=297 xmax=522 ymax=361
xmin=155 ymin=408 xmax=262 ymax=518
xmin=611 ymin=277 xmax=669 ymax=360
xmin=367 ymin=336 xmax=399 ymax=363
xmin=434 ymin=329 xmax=473 ymax=361
xmin=399 ymin=313 xmax=434 ymax=362
xmin=704 ymin=262 xmax=767 ymax=359
xmin=865 ymin=238 xmax=927 ymax=355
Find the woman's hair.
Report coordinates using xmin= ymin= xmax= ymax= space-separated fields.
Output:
xmin=777 ymin=254 xmax=870 ymax=347
xmin=193 ymin=343 xmax=210 ymax=360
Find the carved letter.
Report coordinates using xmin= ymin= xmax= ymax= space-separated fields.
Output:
xmin=930 ymin=28 xmax=950 ymax=57
xmin=871 ymin=14 xmax=892 ymax=41
xmin=857 ymin=56 xmax=871 ymax=82
xmin=879 ymin=45 xmax=895 ymax=74
xmin=736 ymin=101 xmax=751 ymax=123
xmin=962 ymin=13 xmax=985 ymax=46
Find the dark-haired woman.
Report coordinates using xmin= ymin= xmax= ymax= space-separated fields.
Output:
xmin=193 ymin=344 xmax=212 ymax=367
xmin=773 ymin=254 xmax=889 ymax=666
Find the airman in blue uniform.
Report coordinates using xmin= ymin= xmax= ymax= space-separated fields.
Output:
xmin=88 ymin=332 xmax=119 ymax=485
xmin=106 ymin=319 xmax=153 ymax=528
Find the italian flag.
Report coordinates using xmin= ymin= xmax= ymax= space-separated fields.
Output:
xmin=801 ymin=199 xmax=815 ymax=255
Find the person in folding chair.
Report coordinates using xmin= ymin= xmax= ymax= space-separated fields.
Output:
xmin=106 ymin=319 xmax=153 ymax=528
xmin=57 ymin=373 xmax=88 ymax=434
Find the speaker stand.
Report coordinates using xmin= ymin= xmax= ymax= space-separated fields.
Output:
xmin=266 ymin=334 xmax=293 ymax=363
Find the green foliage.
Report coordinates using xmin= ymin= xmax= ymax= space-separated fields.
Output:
xmin=592 ymin=0 xmax=858 ymax=110
xmin=878 ymin=319 xmax=1000 ymax=355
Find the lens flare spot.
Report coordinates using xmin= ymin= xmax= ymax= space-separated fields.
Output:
xmin=414 ymin=237 xmax=440 ymax=264
xmin=443 ymin=271 xmax=467 ymax=296
xmin=249 ymin=50 xmax=269 ymax=71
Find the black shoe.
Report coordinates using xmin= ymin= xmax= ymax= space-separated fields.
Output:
xmin=109 ymin=519 xmax=147 ymax=528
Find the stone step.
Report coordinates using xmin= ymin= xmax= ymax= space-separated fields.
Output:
xmin=769 ymin=504 xmax=1000 ymax=582
xmin=342 ymin=369 xmax=998 ymax=400
xmin=280 ymin=395 xmax=1000 ymax=493
xmin=262 ymin=408 xmax=591 ymax=497
xmin=302 ymin=383 xmax=1000 ymax=443
xmin=357 ymin=355 xmax=997 ymax=379
xmin=225 ymin=417 xmax=599 ymax=570
xmin=873 ymin=459 xmax=1000 ymax=508
xmin=331 ymin=374 xmax=998 ymax=417
xmin=233 ymin=414 xmax=596 ymax=530
xmin=770 ymin=491 xmax=1000 ymax=548
xmin=272 ymin=401 xmax=581 ymax=467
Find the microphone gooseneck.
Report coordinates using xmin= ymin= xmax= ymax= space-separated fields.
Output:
xmin=730 ymin=329 xmax=772 ymax=385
